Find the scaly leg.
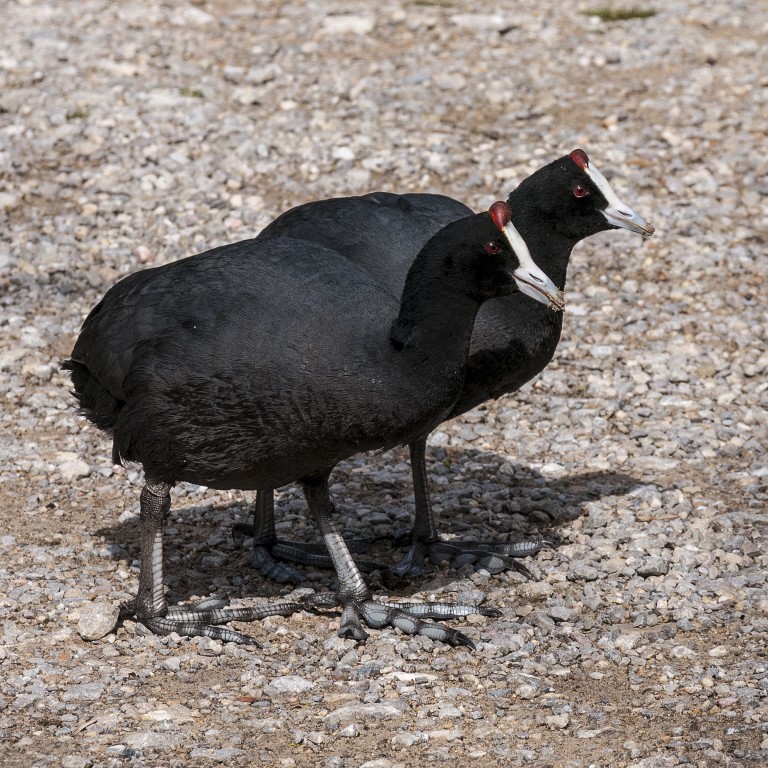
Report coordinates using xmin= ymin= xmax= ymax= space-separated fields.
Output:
xmin=389 ymin=436 xmax=547 ymax=578
xmin=247 ymin=489 xmax=305 ymax=584
xmin=302 ymin=476 xmax=487 ymax=648
xmin=237 ymin=438 xmax=546 ymax=584
xmin=231 ymin=488 xmax=383 ymax=581
xmin=128 ymin=479 xmax=312 ymax=644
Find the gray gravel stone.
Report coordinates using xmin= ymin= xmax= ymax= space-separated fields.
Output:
xmin=636 ymin=557 xmax=670 ymax=577
xmin=266 ymin=675 xmax=313 ymax=694
xmin=61 ymin=683 xmax=105 ymax=703
xmin=123 ymin=731 xmax=181 ymax=751
xmin=196 ymin=637 xmax=224 ymax=656
xmin=325 ymin=701 xmax=406 ymax=725
xmin=61 ymin=758 xmax=93 ymax=768
xmin=76 ymin=601 xmax=119 ymax=641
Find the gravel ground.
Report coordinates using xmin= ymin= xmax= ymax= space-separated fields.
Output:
xmin=1 ymin=1 xmax=767 ymax=766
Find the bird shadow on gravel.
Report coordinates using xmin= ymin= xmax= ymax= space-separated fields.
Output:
xmin=95 ymin=446 xmax=644 ymax=606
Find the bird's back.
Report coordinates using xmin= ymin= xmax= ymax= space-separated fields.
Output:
xmin=258 ymin=191 xmax=564 ymax=417
xmin=258 ymin=192 xmax=473 ymax=296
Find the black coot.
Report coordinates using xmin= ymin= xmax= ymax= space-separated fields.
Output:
xmin=64 ymin=202 xmax=560 ymax=646
xmin=249 ymin=149 xmax=654 ymax=578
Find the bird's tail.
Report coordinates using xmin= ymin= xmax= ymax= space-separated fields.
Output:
xmin=61 ymin=359 xmax=124 ymax=437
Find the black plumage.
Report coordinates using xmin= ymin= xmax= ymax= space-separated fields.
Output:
xmin=64 ymin=204 xmax=559 ymax=645
xmin=250 ymin=150 xmax=654 ymax=577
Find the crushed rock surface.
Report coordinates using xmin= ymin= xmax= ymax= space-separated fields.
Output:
xmin=1 ymin=1 xmax=767 ymax=767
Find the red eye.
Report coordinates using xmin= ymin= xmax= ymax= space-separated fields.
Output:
xmin=485 ymin=242 xmax=501 ymax=254
xmin=573 ymin=184 xmax=589 ymax=198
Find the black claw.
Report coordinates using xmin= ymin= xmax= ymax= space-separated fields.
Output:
xmin=119 ymin=599 xmax=137 ymax=620
xmin=509 ymin=560 xmax=535 ymax=580
xmin=251 ymin=546 xmax=305 ymax=585
xmin=450 ymin=631 xmax=475 ymax=650
xmin=338 ymin=625 xmax=369 ymax=642
xmin=231 ymin=521 xmax=252 ymax=547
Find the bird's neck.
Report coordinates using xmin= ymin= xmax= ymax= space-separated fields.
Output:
xmin=389 ymin=250 xmax=480 ymax=373
xmin=507 ymin=192 xmax=575 ymax=291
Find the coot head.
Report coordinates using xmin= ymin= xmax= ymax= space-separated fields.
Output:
xmin=449 ymin=201 xmax=563 ymax=308
xmin=516 ymin=148 xmax=655 ymax=241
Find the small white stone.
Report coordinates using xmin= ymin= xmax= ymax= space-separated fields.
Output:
xmin=232 ymin=86 xmax=261 ymax=106
xmin=450 ymin=13 xmax=508 ymax=31
xmin=0 ymin=192 xmax=18 ymax=209
xmin=62 ymin=682 xmax=105 ymax=702
xmin=169 ymin=5 xmax=215 ymax=27
xmin=77 ymin=602 xmax=119 ymax=641
xmin=62 ymin=757 xmax=93 ymax=768
xmin=267 ymin=675 xmax=314 ymax=694
xmin=545 ymin=713 xmax=570 ymax=729
xmin=332 ymin=146 xmax=356 ymax=161
xmin=322 ymin=15 xmax=375 ymax=35
xmin=124 ymin=731 xmax=180 ymax=751
xmin=197 ymin=637 xmax=223 ymax=656
xmin=59 ymin=459 xmax=91 ymax=482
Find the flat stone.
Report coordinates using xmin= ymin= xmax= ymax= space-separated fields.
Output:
xmin=392 ymin=731 xmax=425 ymax=747
xmin=322 ymin=15 xmax=374 ymax=35
xmin=58 ymin=458 xmax=91 ymax=482
xmin=123 ymin=731 xmax=180 ymax=751
xmin=189 ymin=748 xmax=246 ymax=761
xmin=636 ymin=557 xmax=670 ymax=577
xmin=267 ymin=675 xmax=314 ymax=694
xmin=62 ymin=757 xmax=93 ymax=768
xmin=450 ymin=13 xmax=509 ymax=31
xmin=62 ymin=683 xmax=105 ymax=702
xmin=197 ymin=637 xmax=223 ymax=656
xmin=142 ymin=704 xmax=196 ymax=724
xmin=325 ymin=701 xmax=406 ymax=725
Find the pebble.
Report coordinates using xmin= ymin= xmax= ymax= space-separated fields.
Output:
xmin=77 ymin=601 xmax=120 ymax=641
xmin=58 ymin=457 xmax=91 ymax=482
xmin=61 ymin=758 xmax=93 ymax=768
xmin=548 ymin=605 xmax=576 ymax=622
xmin=636 ymin=557 xmax=670 ymax=577
xmin=325 ymin=701 xmax=406 ymax=725
xmin=322 ymin=15 xmax=375 ymax=35
xmin=266 ymin=675 xmax=313 ymax=694
xmin=62 ymin=683 xmax=105 ymax=702
xmin=546 ymin=713 xmax=570 ymax=729
xmin=189 ymin=748 xmax=246 ymax=762
xmin=392 ymin=731 xmax=425 ymax=747
xmin=450 ymin=13 xmax=509 ymax=31
xmin=123 ymin=732 xmax=180 ymax=751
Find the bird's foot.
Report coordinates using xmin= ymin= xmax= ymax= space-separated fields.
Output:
xmin=250 ymin=544 xmax=305 ymax=585
xmin=335 ymin=596 xmax=496 ymax=648
xmin=390 ymin=536 xmax=549 ymax=579
xmin=129 ymin=595 xmax=312 ymax=645
xmin=232 ymin=523 xmax=386 ymax=580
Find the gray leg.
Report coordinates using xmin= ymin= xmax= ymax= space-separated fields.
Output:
xmin=134 ymin=479 xmax=172 ymax=621
xmin=130 ymin=479 xmax=311 ymax=644
xmin=388 ymin=436 xmax=546 ymax=578
xmin=249 ymin=489 xmax=305 ymax=584
xmin=302 ymin=476 xmax=483 ymax=648
xmin=232 ymin=488 xmax=383 ymax=582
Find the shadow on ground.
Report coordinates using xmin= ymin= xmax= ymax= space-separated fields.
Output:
xmin=94 ymin=445 xmax=645 ymax=606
